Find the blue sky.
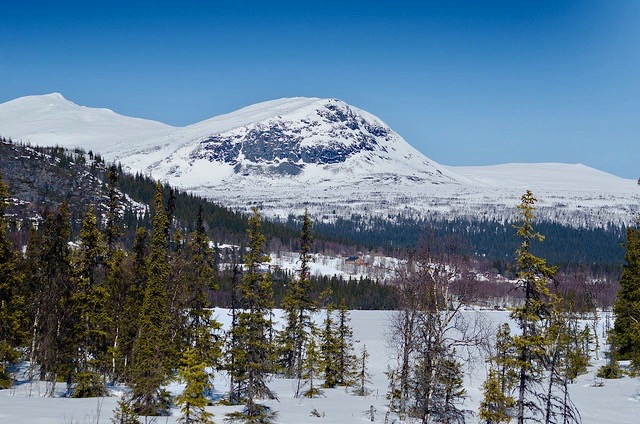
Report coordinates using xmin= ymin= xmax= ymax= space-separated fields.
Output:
xmin=1 ymin=1 xmax=638 ymax=178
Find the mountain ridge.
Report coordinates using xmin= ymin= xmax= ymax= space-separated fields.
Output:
xmin=0 ymin=93 xmax=638 ymax=228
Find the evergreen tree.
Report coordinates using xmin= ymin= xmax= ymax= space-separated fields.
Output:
xmin=113 ymin=228 xmax=148 ymax=383
xmin=277 ymin=209 xmax=315 ymax=388
xmin=226 ymin=263 xmax=243 ymax=405
xmin=433 ymin=356 xmax=467 ymax=424
xmin=72 ymin=371 xmax=108 ymax=398
xmin=479 ymin=324 xmax=518 ymax=423
xmin=22 ymin=224 xmax=43 ymax=380
xmin=111 ymin=393 xmax=141 ymax=424
xmin=301 ymin=336 xmax=323 ymax=398
xmin=611 ymin=223 xmax=640 ymax=370
xmin=320 ymin=302 xmax=339 ymax=388
xmin=175 ymin=348 xmax=215 ymax=424
xmin=36 ymin=203 xmax=76 ymax=395
xmin=227 ymin=208 xmax=277 ymax=422
xmin=106 ymin=248 xmax=130 ymax=382
xmin=104 ymin=164 xmax=123 ymax=252
xmin=131 ymin=183 xmax=172 ymax=415
xmin=563 ymin=315 xmax=589 ymax=383
xmin=540 ymin=313 xmax=581 ymax=424
xmin=353 ymin=344 xmax=372 ymax=396
xmin=479 ymin=368 xmax=515 ymax=424
xmin=510 ymin=190 xmax=578 ymax=424
xmin=183 ymin=206 xmax=221 ymax=363
xmin=494 ymin=323 xmax=518 ymax=404
xmin=73 ymin=207 xmax=111 ymax=387
xmin=0 ymin=172 xmax=26 ymax=388
xmin=335 ymin=299 xmax=357 ymax=386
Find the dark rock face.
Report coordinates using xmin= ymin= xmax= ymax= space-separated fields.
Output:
xmin=0 ymin=141 xmax=111 ymax=221
xmin=195 ymin=102 xmax=392 ymax=173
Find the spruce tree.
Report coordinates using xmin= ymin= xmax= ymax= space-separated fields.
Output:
xmin=0 ymin=172 xmax=26 ymax=388
xmin=36 ymin=203 xmax=76 ymax=395
xmin=479 ymin=323 xmax=518 ymax=423
xmin=111 ymin=393 xmax=141 ymax=424
xmin=611 ymin=223 xmax=640 ymax=370
xmin=106 ymin=248 xmax=130 ymax=382
xmin=301 ymin=336 xmax=323 ymax=398
xmin=112 ymin=228 xmax=148 ymax=383
xmin=131 ymin=183 xmax=172 ymax=415
xmin=22 ymin=224 xmax=43 ymax=380
xmin=277 ymin=209 xmax=315 ymax=387
xmin=227 ymin=208 xmax=277 ymax=422
xmin=175 ymin=348 xmax=215 ymax=424
xmin=183 ymin=206 xmax=221 ymax=364
xmin=563 ymin=314 xmax=589 ymax=382
xmin=433 ymin=356 xmax=466 ymax=424
xmin=320 ymin=302 xmax=339 ymax=388
xmin=335 ymin=299 xmax=357 ymax=387
xmin=494 ymin=323 xmax=518 ymax=403
xmin=353 ymin=344 xmax=372 ymax=396
xmin=73 ymin=207 xmax=111 ymax=389
xmin=510 ymin=190 xmax=567 ymax=424
xmin=104 ymin=164 xmax=123 ymax=252
xmin=541 ymin=313 xmax=581 ymax=424
xmin=479 ymin=368 xmax=515 ymax=424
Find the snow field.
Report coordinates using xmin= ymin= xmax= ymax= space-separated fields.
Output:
xmin=1 ymin=309 xmax=639 ymax=423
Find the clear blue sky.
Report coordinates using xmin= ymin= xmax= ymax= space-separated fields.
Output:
xmin=1 ymin=1 xmax=638 ymax=178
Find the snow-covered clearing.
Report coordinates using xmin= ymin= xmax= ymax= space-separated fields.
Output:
xmin=1 ymin=309 xmax=638 ymax=423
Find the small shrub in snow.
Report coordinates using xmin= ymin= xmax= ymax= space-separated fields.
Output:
xmin=72 ymin=372 xmax=108 ymax=398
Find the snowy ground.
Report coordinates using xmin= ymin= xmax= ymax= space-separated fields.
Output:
xmin=1 ymin=309 xmax=639 ymax=423
xmin=269 ymin=251 xmax=403 ymax=282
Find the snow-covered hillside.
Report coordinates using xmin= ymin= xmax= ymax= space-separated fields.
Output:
xmin=1 ymin=93 xmax=638 ymax=228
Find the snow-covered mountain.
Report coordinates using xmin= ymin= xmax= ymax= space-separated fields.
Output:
xmin=1 ymin=93 xmax=638 ymax=228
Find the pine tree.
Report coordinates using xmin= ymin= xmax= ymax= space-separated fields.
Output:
xmin=22 ymin=224 xmax=43 ymax=382
xmin=320 ymin=302 xmax=339 ymax=388
xmin=433 ymin=356 xmax=466 ymax=424
xmin=111 ymin=393 xmax=141 ymax=424
xmin=540 ymin=313 xmax=581 ymax=424
xmin=104 ymin=164 xmax=123 ymax=252
xmin=175 ymin=348 xmax=215 ymax=424
xmin=510 ymin=190 xmax=572 ymax=424
xmin=112 ymin=228 xmax=148 ymax=383
xmin=35 ymin=203 xmax=76 ymax=395
xmin=73 ymin=207 xmax=111 ymax=390
xmin=131 ymin=183 xmax=172 ymax=415
xmin=494 ymin=323 xmax=518 ymax=403
xmin=479 ymin=323 xmax=518 ymax=423
xmin=563 ymin=315 xmax=589 ymax=383
xmin=226 ymin=208 xmax=277 ymax=422
xmin=353 ymin=344 xmax=372 ymax=396
xmin=0 ymin=172 xmax=26 ymax=388
xmin=277 ymin=209 xmax=315 ymax=389
xmin=611 ymin=223 xmax=640 ymax=370
xmin=183 ymin=206 xmax=221 ymax=364
xmin=335 ymin=299 xmax=357 ymax=386
xmin=479 ymin=368 xmax=515 ymax=424
xmin=301 ymin=336 xmax=323 ymax=398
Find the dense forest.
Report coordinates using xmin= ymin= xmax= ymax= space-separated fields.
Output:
xmin=0 ymin=138 xmax=623 ymax=312
xmin=309 ymin=213 xmax=627 ymax=266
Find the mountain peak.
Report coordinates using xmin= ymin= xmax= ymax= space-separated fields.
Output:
xmin=183 ymin=95 xmax=448 ymax=182
xmin=43 ymin=92 xmax=66 ymax=100
xmin=0 ymin=92 xmax=77 ymax=111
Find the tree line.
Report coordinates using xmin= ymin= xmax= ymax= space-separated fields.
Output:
xmin=0 ymin=170 xmax=368 ymax=423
